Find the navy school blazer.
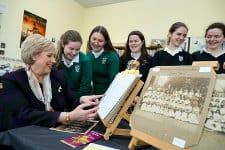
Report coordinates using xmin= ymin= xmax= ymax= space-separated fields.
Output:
xmin=0 ymin=68 xmax=79 ymax=131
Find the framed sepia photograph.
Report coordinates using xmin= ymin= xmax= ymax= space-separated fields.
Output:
xmin=205 ymin=74 xmax=225 ymax=133
xmin=131 ymin=66 xmax=216 ymax=148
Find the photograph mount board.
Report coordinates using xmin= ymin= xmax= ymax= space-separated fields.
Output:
xmin=131 ymin=66 xmax=216 ymax=148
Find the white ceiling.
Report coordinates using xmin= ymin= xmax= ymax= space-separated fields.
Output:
xmin=74 ymin=0 xmax=136 ymax=8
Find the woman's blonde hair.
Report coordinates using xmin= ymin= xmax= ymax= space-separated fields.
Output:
xmin=21 ymin=34 xmax=55 ymax=65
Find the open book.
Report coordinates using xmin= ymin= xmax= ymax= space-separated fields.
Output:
xmin=98 ymin=72 xmax=140 ymax=123
xmin=50 ymin=120 xmax=99 ymax=134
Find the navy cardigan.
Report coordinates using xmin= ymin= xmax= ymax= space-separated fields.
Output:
xmin=0 ymin=69 xmax=79 ymax=131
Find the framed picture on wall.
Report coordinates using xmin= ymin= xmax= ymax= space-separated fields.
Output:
xmin=181 ymin=37 xmax=190 ymax=52
xmin=20 ymin=10 xmax=47 ymax=47
xmin=150 ymin=39 xmax=167 ymax=49
xmin=189 ymin=37 xmax=205 ymax=54
xmin=149 ymin=37 xmax=190 ymax=53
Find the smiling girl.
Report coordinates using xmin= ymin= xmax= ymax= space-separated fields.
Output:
xmin=192 ymin=22 xmax=225 ymax=74
xmin=86 ymin=26 xmax=119 ymax=95
xmin=120 ymin=31 xmax=152 ymax=82
xmin=152 ymin=22 xmax=192 ymax=66
xmin=56 ymin=30 xmax=92 ymax=99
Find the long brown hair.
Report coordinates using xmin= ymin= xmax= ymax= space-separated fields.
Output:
xmin=55 ymin=30 xmax=82 ymax=68
xmin=86 ymin=25 xmax=115 ymax=52
xmin=122 ymin=31 xmax=150 ymax=64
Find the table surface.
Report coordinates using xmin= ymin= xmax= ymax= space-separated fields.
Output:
xmin=1 ymin=123 xmax=224 ymax=150
xmin=0 ymin=123 xmax=157 ymax=150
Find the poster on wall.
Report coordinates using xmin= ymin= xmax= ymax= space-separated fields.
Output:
xmin=20 ymin=10 xmax=47 ymax=47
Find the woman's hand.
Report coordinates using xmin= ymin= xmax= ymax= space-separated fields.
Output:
xmin=58 ymin=95 xmax=103 ymax=122
xmin=69 ymin=103 xmax=99 ymax=121
xmin=80 ymin=95 xmax=103 ymax=105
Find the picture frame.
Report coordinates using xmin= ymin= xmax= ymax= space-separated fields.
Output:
xmin=20 ymin=10 xmax=47 ymax=47
xmin=150 ymin=38 xmax=167 ymax=49
xmin=131 ymin=66 xmax=216 ymax=148
xmin=205 ymin=74 xmax=225 ymax=133
xmin=189 ymin=37 xmax=205 ymax=54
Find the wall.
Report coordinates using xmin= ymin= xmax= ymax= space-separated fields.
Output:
xmin=0 ymin=0 xmax=84 ymax=58
xmin=0 ymin=0 xmax=225 ymax=58
xmin=81 ymin=0 xmax=225 ymax=47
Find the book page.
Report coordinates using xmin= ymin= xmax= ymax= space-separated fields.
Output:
xmin=98 ymin=73 xmax=139 ymax=119
xmin=84 ymin=143 xmax=119 ymax=150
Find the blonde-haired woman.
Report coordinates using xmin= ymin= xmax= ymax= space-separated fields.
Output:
xmin=0 ymin=34 xmax=101 ymax=131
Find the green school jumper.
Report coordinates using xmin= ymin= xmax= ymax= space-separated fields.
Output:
xmin=61 ymin=52 xmax=92 ymax=99
xmin=87 ymin=50 xmax=120 ymax=95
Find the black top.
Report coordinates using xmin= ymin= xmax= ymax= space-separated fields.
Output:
xmin=0 ymin=69 xmax=78 ymax=131
xmin=192 ymin=50 xmax=225 ymax=74
xmin=152 ymin=50 xmax=192 ymax=67
xmin=120 ymin=54 xmax=152 ymax=82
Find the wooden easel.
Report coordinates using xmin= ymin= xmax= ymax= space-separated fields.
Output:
xmin=128 ymin=129 xmax=190 ymax=150
xmin=101 ymin=80 xmax=144 ymax=140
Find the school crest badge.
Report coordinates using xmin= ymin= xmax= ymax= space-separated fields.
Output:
xmin=58 ymin=86 xmax=62 ymax=93
xmin=178 ymin=56 xmax=183 ymax=62
xmin=75 ymin=65 xmax=80 ymax=72
xmin=102 ymin=57 xmax=107 ymax=64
